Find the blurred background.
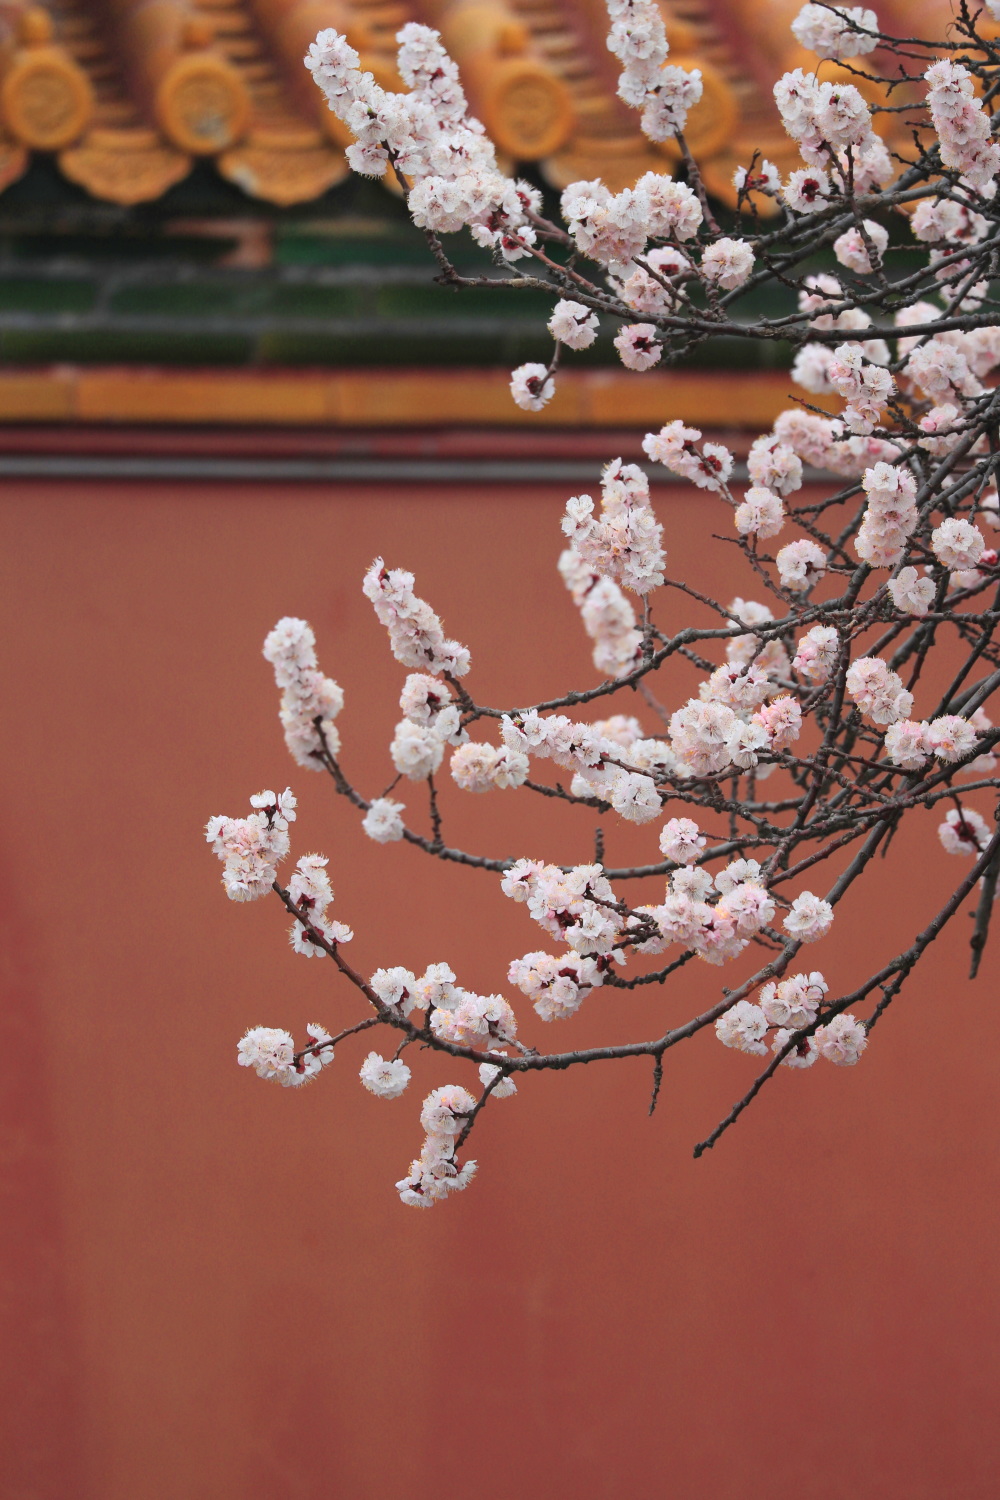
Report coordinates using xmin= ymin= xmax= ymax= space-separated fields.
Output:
xmin=2 ymin=2 xmax=999 ymax=1499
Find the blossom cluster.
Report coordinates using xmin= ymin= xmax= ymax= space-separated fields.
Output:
xmin=206 ymin=788 xmax=295 ymax=902
xmin=263 ymin=620 xmax=344 ymax=768
xmin=558 ymin=546 xmax=642 ymax=679
xmin=363 ymin=559 xmax=470 ymax=677
xmin=925 ymin=60 xmax=1000 ymax=190
xmin=396 ymin=1086 xmax=480 ymax=1206
xmin=238 ymin=1022 xmax=335 ymax=1086
xmin=716 ymin=974 xmax=868 ymax=1069
xmin=790 ymin=6 xmax=878 ymax=62
xmin=306 ymin=23 xmax=538 ymax=262
xmin=286 ymin=852 xmax=353 ymax=954
xmin=608 ymin=0 xmax=702 ymax=143
xmin=203 ymin=0 xmax=1000 ymax=1208
xmin=561 ymin=458 xmax=666 ymax=594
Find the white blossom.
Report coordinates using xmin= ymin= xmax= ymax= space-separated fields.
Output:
xmin=659 ymin=817 xmax=705 ymax=865
xmin=715 ymin=1000 xmax=768 ymax=1055
xmin=784 ymin=891 xmax=834 ymax=942
xmin=939 ymin=807 xmax=990 ymax=855
xmin=359 ymin=1053 xmax=412 ymax=1099
xmin=237 ymin=1026 xmax=295 ymax=1080
xmin=888 ymin=567 xmax=935 ymax=617
xmin=815 ymin=1013 xmax=868 ymax=1065
xmin=791 ymin=5 xmax=879 ymax=60
xmin=548 ymin=299 xmax=599 ymax=349
xmin=363 ymin=798 xmax=406 ymax=843
xmin=701 ymin=238 xmax=754 ymax=290
xmin=562 ymin=458 xmax=666 ymax=594
xmin=614 ymin=323 xmax=661 ymax=370
xmin=776 ymin=539 xmax=827 ymax=592
xmin=510 ymin=362 xmax=554 ymax=411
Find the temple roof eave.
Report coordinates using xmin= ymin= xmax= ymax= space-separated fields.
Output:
xmin=0 ymin=0 xmax=952 ymax=210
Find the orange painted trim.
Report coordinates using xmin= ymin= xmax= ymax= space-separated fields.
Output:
xmin=0 ymin=366 xmax=826 ymax=429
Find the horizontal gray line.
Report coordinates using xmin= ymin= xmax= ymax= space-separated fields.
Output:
xmin=0 ymin=456 xmax=772 ymax=482
xmin=0 ymin=455 xmax=614 ymax=481
xmin=0 ymin=315 xmax=547 ymax=337
xmin=0 ymin=261 xmax=473 ymax=287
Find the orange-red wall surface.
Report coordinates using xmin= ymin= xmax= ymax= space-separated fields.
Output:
xmin=1 ymin=478 xmax=998 ymax=1500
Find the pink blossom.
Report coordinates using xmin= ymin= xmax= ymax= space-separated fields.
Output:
xmin=794 ymin=625 xmax=840 ymax=683
xmin=369 ymin=966 xmax=419 ymax=1014
xmin=478 ymin=1058 xmax=518 ymax=1097
xmin=400 ymin=674 xmax=463 ymax=741
xmin=827 ymin=343 xmax=895 ymax=431
xmin=206 ymin=797 xmax=291 ymax=903
xmin=237 ymin=1026 xmax=295 ymax=1080
xmin=790 ymin=5 xmax=879 ymax=60
xmin=363 ymin=559 xmax=470 ymax=677
xmin=888 ymin=568 xmax=935 ymax=617
xmin=776 ymin=538 xmax=827 ymax=592
xmin=747 ymin=437 xmax=803 ymax=497
xmin=614 ymin=323 xmax=662 ymax=370
xmin=734 ymin=159 xmax=781 ymax=196
xmin=960 ymin=708 xmax=997 ymax=777
xmin=715 ymin=1000 xmax=768 ymax=1055
xmin=926 ymin=60 xmax=1000 ymax=190
xmin=784 ymin=167 xmax=831 ymax=213
xmin=846 ymin=657 xmax=913 ymax=724
xmin=926 ymin=715 xmax=979 ymax=763
xmin=644 ymin=421 xmax=733 ymax=492
xmin=938 ymin=807 xmax=990 ymax=855
xmin=659 ymin=817 xmax=705 ymax=864
xmin=792 ymin=343 xmax=837 ymax=394
xmin=669 ymin=699 xmax=739 ymax=776
xmin=718 ymin=881 xmax=776 ymax=937
xmin=906 ymin=340 xmax=981 ymax=403
xmin=451 ymin=741 xmax=528 ymax=792
xmin=559 ymin=548 xmax=642 ymax=679
xmin=723 ymin=718 xmax=768 ymax=770
xmin=548 ymin=299 xmax=599 ymax=349
xmin=772 ymin=1029 xmax=819 ymax=1067
xmin=702 ymin=662 xmax=772 ymax=712
xmin=508 ymin=950 xmax=604 ymax=1020
xmin=756 ymin=696 xmax=803 ymax=751
xmin=615 ymin=246 xmax=691 ymax=315
xmin=263 ymin=618 xmax=344 ymax=769
xmin=726 ymin=597 xmax=789 ymax=677
xmin=815 ymin=1013 xmax=868 ymax=1065
xmin=760 ymin=970 xmax=827 ymax=1028
xmin=390 ymin=719 xmax=445 ymax=780
xmin=510 ymin=362 xmax=554 ymax=411
xmin=430 ymin=992 xmax=517 ymax=1047
xmin=562 ymin=459 xmax=666 ymax=594
xmin=784 ymin=891 xmax=834 ymax=942
xmin=715 ymin=858 xmax=763 ymax=896
xmin=833 ymin=221 xmax=888 ymax=275
xmin=918 ymin=403 xmax=963 ymax=456
xmin=735 ymin=486 xmax=785 ymax=539
xmin=631 ymin=174 xmax=703 ymax=241
xmin=931 ymin=518 xmax=985 ymax=572
xmin=884 ymin=720 xmax=931 ymax=770
xmin=420 ymin=1085 xmax=477 ymax=1136
xmin=701 ymin=238 xmax=754 ymax=290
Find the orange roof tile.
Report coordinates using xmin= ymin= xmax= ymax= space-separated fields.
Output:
xmin=0 ymin=0 xmax=959 ymax=207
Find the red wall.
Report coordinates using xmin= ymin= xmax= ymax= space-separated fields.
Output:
xmin=1 ymin=478 xmax=997 ymax=1500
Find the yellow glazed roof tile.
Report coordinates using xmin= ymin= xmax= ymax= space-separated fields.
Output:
xmin=0 ymin=0 xmax=958 ymax=206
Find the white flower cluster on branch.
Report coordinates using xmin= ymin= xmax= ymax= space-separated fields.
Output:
xmin=205 ymin=0 xmax=1000 ymax=1206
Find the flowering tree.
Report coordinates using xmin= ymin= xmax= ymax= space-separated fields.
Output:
xmin=207 ymin=1 xmax=1000 ymax=1206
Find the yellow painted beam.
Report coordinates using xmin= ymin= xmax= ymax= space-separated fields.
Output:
xmin=0 ymin=365 xmax=825 ymax=429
